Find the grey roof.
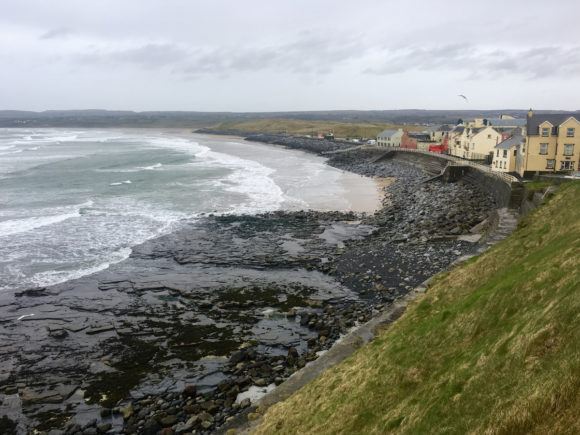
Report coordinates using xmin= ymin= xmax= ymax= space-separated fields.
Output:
xmin=527 ymin=113 xmax=580 ymax=136
xmin=495 ymin=134 xmax=524 ymax=150
xmin=486 ymin=118 xmax=526 ymax=127
xmin=453 ymin=126 xmax=465 ymax=134
xmin=438 ymin=125 xmax=453 ymax=132
xmin=409 ymin=132 xmax=432 ymax=141
xmin=377 ymin=129 xmax=400 ymax=138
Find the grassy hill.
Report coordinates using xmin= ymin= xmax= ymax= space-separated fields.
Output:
xmin=254 ymin=181 xmax=580 ymax=434
xmin=211 ymin=119 xmax=422 ymax=138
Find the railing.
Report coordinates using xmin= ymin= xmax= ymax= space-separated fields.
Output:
xmin=322 ymin=144 xmax=366 ymax=154
xmin=363 ymin=146 xmax=519 ymax=184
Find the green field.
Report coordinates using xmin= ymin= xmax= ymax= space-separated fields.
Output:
xmin=254 ymin=182 xmax=580 ymax=434
xmin=211 ymin=119 xmax=422 ymax=139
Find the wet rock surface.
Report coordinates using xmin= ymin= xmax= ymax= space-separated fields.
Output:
xmin=196 ymin=130 xmax=351 ymax=155
xmin=0 ymin=149 xmax=495 ymax=434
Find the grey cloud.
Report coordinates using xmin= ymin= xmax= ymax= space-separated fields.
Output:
xmin=366 ymin=44 xmax=580 ymax=79
xmin=366 ymin=44 xmax=472 ymax=75
xmin=70 ymin=35 xmax=366 ymax=77
xmin=75 ymin=43 xmax=189 ymax=69
xmin=40 ymin=27 xmax=73 ymax=40
xmin=484 ymin=46 xmax=580 ymax=78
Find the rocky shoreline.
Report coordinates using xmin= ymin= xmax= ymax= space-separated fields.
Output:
xmin=0 ymin=139 xmax=496 ymax=435
xmin=195 ymin=130 xmax=352 ymax=155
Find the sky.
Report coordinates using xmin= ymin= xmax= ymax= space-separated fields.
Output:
xmin=1 ymin=0 xmax=579 ymax=112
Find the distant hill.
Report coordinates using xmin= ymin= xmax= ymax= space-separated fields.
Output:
xmin=0 ymin=109 xmax=532 ymax=128
xmin=1 ymin=109 xmax=578 ymax=129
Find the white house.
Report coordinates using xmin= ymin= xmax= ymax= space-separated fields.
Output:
xmin=449 ymin=125 xmax=502 ymax=160
xmin=377 ymin=129 xmax=404 ymax=147
xmin=492 ymin=134 xmax=524 ymax=173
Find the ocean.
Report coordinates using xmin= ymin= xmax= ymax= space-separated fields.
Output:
xmin=0 ymin=128 xmax=380 ymax=292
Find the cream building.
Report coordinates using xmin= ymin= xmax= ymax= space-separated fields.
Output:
xmin=376 ymin=129 xmax=403 ymax=147
xmin=517 ymin=111 xmax=580 ymax=177
xmin=448 ymin=125 xmax=502 ymax=160
xmin=423 ymin=124 xmax=452 ymax=142
xmin=492 ymin=134 xmax=524 ymax=173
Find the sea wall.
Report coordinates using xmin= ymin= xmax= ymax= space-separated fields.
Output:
xmin=382 ymin=150 xmax=524 ymax=209
xmin=384 ymin=151 xmax=448 ymax=175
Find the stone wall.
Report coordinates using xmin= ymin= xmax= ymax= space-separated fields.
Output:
xmin=460 ymin=167 xmax=522 ymax=208
xmin=388 ymin=151 xmax=447 ymax=175
xmin=386 ymin=150 xmax=523 ymax=209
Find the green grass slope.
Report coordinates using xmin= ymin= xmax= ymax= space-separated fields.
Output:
xmin=254 ymin=182 xmax=580 ymax=435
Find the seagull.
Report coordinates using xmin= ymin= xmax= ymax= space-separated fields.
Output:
xmin=458 ymin=94 xmax=469 ymax=102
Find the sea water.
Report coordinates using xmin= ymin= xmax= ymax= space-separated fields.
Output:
xmin=0 ymin=129 xmax=380 ymax=292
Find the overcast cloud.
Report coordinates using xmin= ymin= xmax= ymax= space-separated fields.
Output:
xmin=1 ymin=0 xmax=579 ymax=111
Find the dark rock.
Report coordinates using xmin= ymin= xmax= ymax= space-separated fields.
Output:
xmin=96 ymin=423 xmax=111 ymax=433
xmin=182 ymin=385 xmax=196 ymax=398
xmin=48 ymin=328 xmax=69 ymax=339
xmin=142 ymin=419 xmax=161 ymax=435
xmin=229 ymin=349 xmax=247 ymax=365
xmin=160 ymin=415 xmax=177 ymax=427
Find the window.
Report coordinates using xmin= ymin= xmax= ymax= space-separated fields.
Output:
xmin=541 ymin=127 xmax=550 ymax=137
xmin=539 ymin=143 xmax=548 ymax=155
xmin=503 ymin=150 xmax=508 ymax=158
xmin=546 ymin=159 xmax=555 ymax=169
xmin=563 ymin=144 xmax=574 ymax=156
xmin=560 ymin=161 xmax=575 ymax=170
xmin=487 ymin=134 xmax=492 ymax=139
xmin=496 ymin=149 xmax=499 ymax=157
xmin=513 ymin=150 xmax=517 ymax=156
xmin=567 ymin=128 xmax=575 ymax=137
xmin=494 ymin=161 xmax=497 ymax=168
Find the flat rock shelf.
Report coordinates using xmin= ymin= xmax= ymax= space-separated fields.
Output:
xmin=0 ymin=151 xmax=496 ymax=435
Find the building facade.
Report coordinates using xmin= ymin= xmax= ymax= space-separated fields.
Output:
xmin=448 ymin=125 xmax=501 ymax=160
xmin=517 ymin=111 xmax=580 ymax=177
xmin=492 ymin=134 xmax=523 ymax=173
xmin=376 ymin=129 xmax=404 ymax=147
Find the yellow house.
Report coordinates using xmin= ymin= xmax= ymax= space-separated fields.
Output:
xmin=449 ymin=125 xmax=501 ymax=160
xmin=492 ymin=134 xmax=524 ymax=173
xmin=517 ymin=111 xmax=580 ymax=177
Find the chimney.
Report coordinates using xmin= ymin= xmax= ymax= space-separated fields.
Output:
xmin=527 ymin=108 xmax=533 ymax=118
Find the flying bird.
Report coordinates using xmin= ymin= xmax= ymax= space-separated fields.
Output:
xmin=458 ymin=94 xmax=469 ymax=102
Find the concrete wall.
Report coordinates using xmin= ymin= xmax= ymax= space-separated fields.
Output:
xmin=386 ymin=150 xmax=523 ymax=208
xmin=460 ymin=167 xmax=523 ymax=208
xmin=389 ymin=151 xmax=447 ymax=175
